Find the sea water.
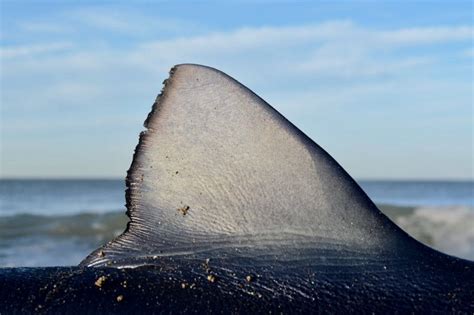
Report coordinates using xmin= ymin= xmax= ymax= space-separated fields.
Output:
xmin=0 ymin=179 xmax=472 ymax=266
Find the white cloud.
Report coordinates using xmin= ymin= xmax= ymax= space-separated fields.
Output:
xmin=30 ymin=7 xmax=197 ymax=36
xmin=1 ymin=18 xmax=472 ymax=179
xmin=97 ymin=22 xmax=467 ymax=94
xmin=2 ymin=21 xmax=472 ymax=112
xmin=293 ymin=42 xmax=436 ymax=78
xmin=3 ymin=21 xmax=472 ymax=72
xmin=378 ymin=26 xmax=473 ymax=45
xmin=463 ymin=47 xmax=474 ymax=57
xmin=135 ymin=22 xmax=473 ymax=57
xmin=18 ymin=21 xmax=73 ymax=34
xmin=0 ymin=42 xmax=73 ymax=59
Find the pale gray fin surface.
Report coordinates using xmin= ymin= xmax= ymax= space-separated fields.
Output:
xmin=81 ymin=64 xmax=417 ymax=268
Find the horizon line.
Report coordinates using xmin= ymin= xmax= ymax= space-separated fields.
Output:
xmin=1 ymin=177 xmax=473 ymax=182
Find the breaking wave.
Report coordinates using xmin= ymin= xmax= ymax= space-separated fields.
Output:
xmin=0 ymin=205 xmax=473 ymax=267
xmin=390 ymin=206 xmax=474 ymax=260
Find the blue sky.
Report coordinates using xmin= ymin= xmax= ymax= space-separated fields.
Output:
xmin=0 ymin=1 xmax=472 ymax=179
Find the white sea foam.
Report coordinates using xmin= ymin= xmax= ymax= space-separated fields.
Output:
xmin=395 ymin=206 xmax=474 ymax=260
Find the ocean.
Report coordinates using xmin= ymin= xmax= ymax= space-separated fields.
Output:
xmin=0 ymin=179 xmax=472 ymax=267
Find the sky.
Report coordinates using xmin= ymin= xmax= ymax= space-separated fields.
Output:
xmin=0 ymin=1 xmax=472 ymax=180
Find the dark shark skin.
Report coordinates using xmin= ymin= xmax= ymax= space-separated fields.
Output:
xmin=0 ymin=64 xmax=473 ymax=314
xmin=0 ymin=253 xmax=473 ymax=313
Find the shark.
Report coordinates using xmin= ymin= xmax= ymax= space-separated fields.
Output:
xmin=1 ymin=64 xmax=472 ymax=314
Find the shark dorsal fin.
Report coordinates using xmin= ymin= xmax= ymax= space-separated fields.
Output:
xmin=81 ymin=64 xmax=414 ymax=267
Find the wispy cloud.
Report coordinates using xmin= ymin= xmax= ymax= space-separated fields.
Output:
xmin=125 ymin=22 xmax=472 ymax=82
xmin=463 ymin=47 xmax=474 ymax=57
xmin=136 ymin=22 xmax=473 ymax=55
xmin=2 ymin=21 xmax=472 ymax=111
xmin=18 ymin=21 xmax=74 ymax=34
xmin=0 ymin=42 xmax=73 ymax=59
xmin=378 ymin=26 xmax=473 ymax=45
xmin=13 ymin=7 xmax=199 ymax=39
xmin=71 ymin=8 xmax=194 ymax=34
xmin=1 ymin=15 xmax=472 ymax=178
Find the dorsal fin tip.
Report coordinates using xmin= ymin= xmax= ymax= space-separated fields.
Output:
xmin=143 ymin=64 xmax=228 ymax=129
xmin=81 ymin=64 xmax=418 ymax=268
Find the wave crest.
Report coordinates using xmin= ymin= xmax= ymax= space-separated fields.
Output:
xmin=394 ymin=206 xmax=474 ymax=260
